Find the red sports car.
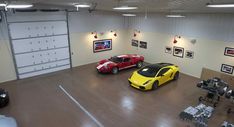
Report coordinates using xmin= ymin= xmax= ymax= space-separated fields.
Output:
xmin=96 ymin=54 xmax=144 ymax=74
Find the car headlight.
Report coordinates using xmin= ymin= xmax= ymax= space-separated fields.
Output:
xmin=143 ymin=80 xmax=151 ymax=85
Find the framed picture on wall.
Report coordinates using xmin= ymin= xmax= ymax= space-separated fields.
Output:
xmin=93 ymin=39 xmax=112 ymax=53
xmin=224 ymin=47 xmax=234 ymax=57
xmin=131 ymin=39 xmax=138 ymax=47
xmin=165 ymin=46 xmax=172 ymax=54
xmin=173 ymin=46 xmax=184 ymax=58
xmin=185 ymin=50 xmax=194 ymax=59
xmin=221 ymin=64 xmax=234 ymax=74
xmin=139 ymin=41 xmax=147 ymax=49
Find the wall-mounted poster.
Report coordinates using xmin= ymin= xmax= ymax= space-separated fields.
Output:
xmin=165 ymin=46 xmax=172 ymax=54
xmin=131 ymin=39 xmax=138 ymax=47
xmin=139 ymin=41 xmax=147 ymax=49
xmin=173 ymin=46 xmax=184 ymax=58
xmin=224 ymin=47 xmax=234 ymax=57
xmin=185 ymin=50 xmax=194 ymax=59
xmin=221 ymin=64 xmax=234 ymax=74
xmin=93 ymin=39 xmax=112 ymax=53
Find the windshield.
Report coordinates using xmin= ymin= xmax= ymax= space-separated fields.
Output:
xmin=138 ymin=66 xmax=160 ymax=77
xmin=109 ymin=56 xmax=123 ymax=63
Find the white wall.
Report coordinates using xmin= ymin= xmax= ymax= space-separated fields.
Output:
xmin=126 ymin=13 xmax=234 ymax=78
xmin=0 ymin=12 xmax=17 ymax=82
xmin=68 ymin=11 xmax=129 ymax=67
xmin=1 ymin=11 xmax=234 ymax=83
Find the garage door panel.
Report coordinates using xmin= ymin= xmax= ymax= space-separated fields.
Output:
xmin=15 ymin=48 xmax=69 ymax=67
xmin=9 ymin=21 xmax=67 ymax=39
xmin=12 ymin=35 xmax=68 ymax=54
xmin=18 ymin=64 xmax=70 ymax=79
xmin=18 ymin=59 xmax=70 ymax=74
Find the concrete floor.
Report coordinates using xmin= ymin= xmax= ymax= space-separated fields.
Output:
xmin=0 ymin=63 xmax=233 ymax=127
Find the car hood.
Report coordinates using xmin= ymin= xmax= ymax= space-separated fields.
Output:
xmin=97 ymin=60 xmax=116 ymax=69
xmin=130 ymin=71 xmax=154 ymax=85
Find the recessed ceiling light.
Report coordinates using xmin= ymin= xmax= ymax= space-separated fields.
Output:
xmin=206 ymin=3 xmax=234 ymax=8
xmin=122 ymin=14 xmax=136 ymax=17
xmin=0 ymin=3 xmax=6 ymax=6
xmin=74 ymin=4 xmax=91 ymax=8
xmin=166 ymin=15 xmax=185 ymax=18
xmin=113 ymin=6 xmax=138 ymax=10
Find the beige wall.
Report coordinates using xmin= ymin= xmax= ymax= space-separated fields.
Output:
xmin=70 ymin=29 xmax=129 ymax=67
xmin=0 ymin=12 xmax=17 ymax=83
xmin=126 ymin=30 xmax=234 ymax=78
xmin=0 ymin=39 xmax=16 ymax=82
xmin=1 ymin=12 xmax=234 ymax=83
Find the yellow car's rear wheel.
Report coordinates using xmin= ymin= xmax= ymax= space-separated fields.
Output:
xmin=152 ymin=81 xmax=158 ymax=90
xmin=173 ymin=71 xmax=179 ymax=80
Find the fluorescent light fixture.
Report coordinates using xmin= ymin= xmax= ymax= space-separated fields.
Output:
xmin=113 ymin=6 xmax=138 ymax=10
xmin=206 ymin=3 xmax=234 ymax=8
xmin=0 ymin=3 xmax=6 ymax=6
xmin=7 ymin=2 xmax=33 ymax=9
xmin=166 ymin=14 xmax=185 ymax=18
xmin=7 ymin=4 xmax=33 ymax=8
xmin=122 ymin=14 xmax=136 ymax=17
xmin=74 ymin=4 xmax=91 ymax=8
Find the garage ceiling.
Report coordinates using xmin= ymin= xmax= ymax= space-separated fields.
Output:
xmin=2 ymin=0 xmax=234 ymax=13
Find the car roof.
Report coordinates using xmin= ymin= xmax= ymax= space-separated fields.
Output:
xmin=146 ymin=63 xmax=174 ymax=69
xmin=116 ymin=54 xmax=140 ymax=58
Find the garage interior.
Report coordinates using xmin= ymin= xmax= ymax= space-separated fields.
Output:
xmin=0 ymin=0 xmax=234 ymax=127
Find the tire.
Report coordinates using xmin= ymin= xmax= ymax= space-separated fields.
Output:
xmin=213 ymin=102 xmax=218 ymax=107
xmin=198 ymin=96 xmax=203 ymax=102
xmin=112 ymin=67 xmax=118 ymax=74
xmin=173 ymin=71 xmax=179 ymax=80
xmin=227 ymin=108 xmax=231 ymax=114
xmin=152 ymin=81 xmax=158 ymax=90
xmin=136 ymin=61 xmax=143 ymax=68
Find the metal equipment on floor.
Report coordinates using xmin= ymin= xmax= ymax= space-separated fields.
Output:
xmin=225 ymin=89 xmax=234 ymax=114
xmin=197 ymin=77 xmax=228 ymax=107
xmin=179 ymin=103 xmax=214 ymax=127
xmin=221 ymin=121 xmax=234 ymax=127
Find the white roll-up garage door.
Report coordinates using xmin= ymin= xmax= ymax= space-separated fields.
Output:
xmin=7 ymin=12 xmax=71 ymax=79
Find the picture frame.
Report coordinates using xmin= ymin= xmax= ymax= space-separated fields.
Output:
xmin=139 ymin=41 xmax=147 ymax=49
xmin=224 ymin=47 xmax=234 ymax=57
xmin=165 ymin=46 xmax=172 ymax=54
xmin=185 ymin=50 xmax=194 ymax=59
xmin=131 ymin=39 xmax=138 ymax=47
xmin=93 ymin=39 xmax=112 ymax=53
xmin=221 ymin=64 xmax=234 ymax=74
xmin=173 ymin=46 xmax=184 ymax=58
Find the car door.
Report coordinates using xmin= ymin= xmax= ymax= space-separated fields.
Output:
xmin=117 ymin=58 xmax=125 ymax=69
xmin=156 ymin=68 xmax=171 ymax=85
xmin=123 ymin=57 xmax=131 ymax=67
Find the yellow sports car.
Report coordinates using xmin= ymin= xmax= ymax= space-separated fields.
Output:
xmin=128 ymin=63 xmax=179 ymax=90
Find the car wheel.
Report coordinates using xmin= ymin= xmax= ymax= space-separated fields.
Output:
xmin=152 ymin=81 xmax=158 ymax=90
xmin=173 ymin=71 xmax=179 ymax=80
xmin=136 ymin=61 xmax=143 ymax=68
xmin=227 ymin=108 xmax=231 ymax=114
xmin=112 ymin=67 xmax=118 ymax=74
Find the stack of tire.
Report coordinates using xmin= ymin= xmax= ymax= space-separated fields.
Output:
xmin=0 ymin=88 xmax=9 ymax=108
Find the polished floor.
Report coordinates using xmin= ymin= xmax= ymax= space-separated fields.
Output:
xmin=0 ymin=63 xmax=233 ymax=127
